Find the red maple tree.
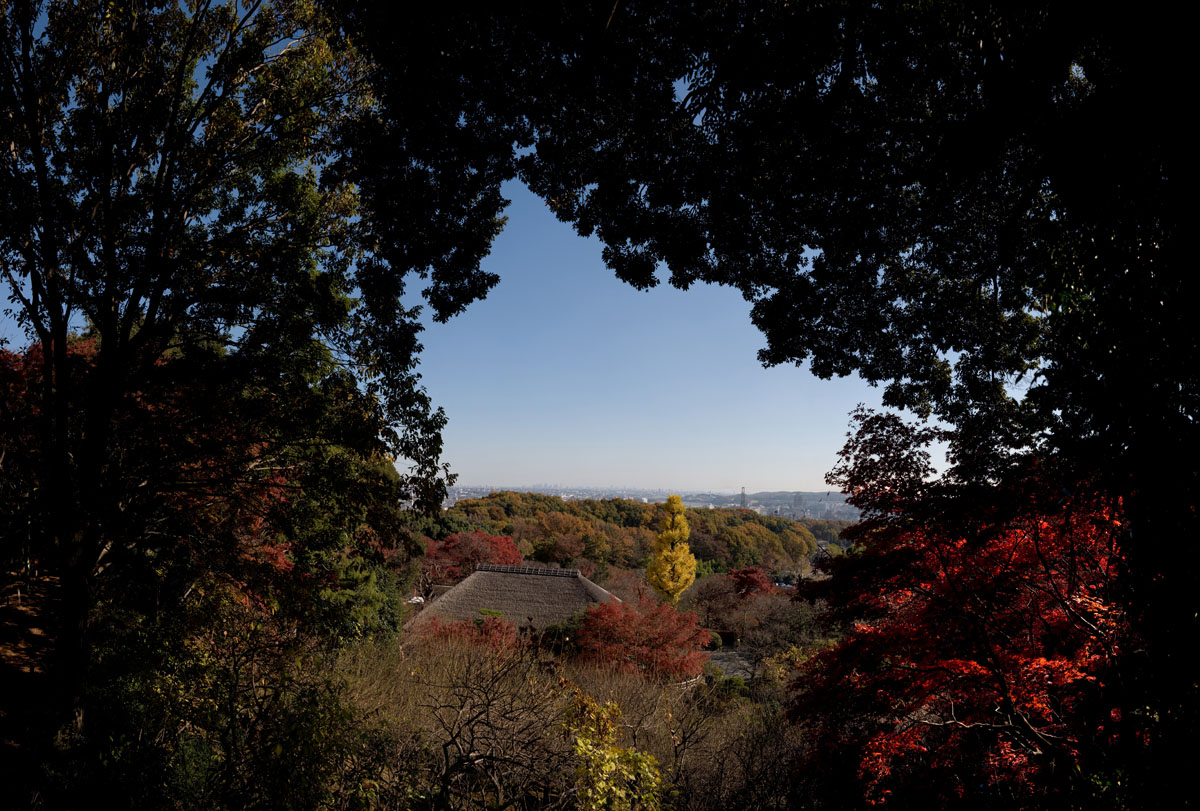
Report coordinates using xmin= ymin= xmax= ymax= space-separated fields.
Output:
xmin=421 ymin=531 xmax=522 ymax=587
xmin=794 ymin=408 xmax=1138 ymax=805
xmin=728 ymin=566 xmax=775 ymax=598
xmin=573 ymin=596 xmax=709 ymax=681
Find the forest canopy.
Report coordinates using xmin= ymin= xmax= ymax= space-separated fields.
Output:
xmin=1 ymin=1 xmax=1191 ymax=807
xmin=432 ymin=491 xmax=827 ymax=575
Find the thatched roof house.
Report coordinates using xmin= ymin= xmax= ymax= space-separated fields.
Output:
xmin=406 ymin=563 xmax=620 ymax=632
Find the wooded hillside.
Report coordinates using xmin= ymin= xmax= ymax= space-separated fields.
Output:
xmin=425 ymin=491 xmax=842 ymax=574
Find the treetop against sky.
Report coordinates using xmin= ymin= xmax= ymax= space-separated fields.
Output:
xmin=0 ymin=175 xmax=884 ymax=492
xmin=412 ymin=181 xmax=887 ymax=492
xmin=2 ymin=3 xmax=1192 ymax=805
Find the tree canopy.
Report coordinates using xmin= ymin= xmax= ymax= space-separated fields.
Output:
xmin=3 ymin=1 xmax=1192 ymax=805
xmin=355 ymin=5 xmax=1190 ymax=799
xmin=345 ymin=0 xmax=1191 ymax=491
xmin=0 ymin=1 xmax=514 ymax=799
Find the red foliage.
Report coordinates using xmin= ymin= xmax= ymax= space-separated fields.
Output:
xmin=576 ymin=558 xmax=599 ymax=581
xmin=799 ymin=409 xmax=1137 ymax=805
xmin=574 ymin=596 xmax=709 ymax=681
xmin=1 ymin=339 xmax=98 ymax=462
xmin=2 ymin=338 xmax=381 ymax=614
xmin=728 ymin=566 xmax=774 ymax=598
xmin=420 ymin=615 xmax=520 ymax=651
xmin=422 ymin=531 xmax=522 ymax=585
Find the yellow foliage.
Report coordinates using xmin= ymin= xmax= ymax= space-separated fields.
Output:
xmin=565 ymin=686 xmax=662 ymax=811
xmin=646 ymin=495 xmax=696 ymax=605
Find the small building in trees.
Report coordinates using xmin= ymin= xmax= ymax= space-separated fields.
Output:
xmin=405 ymin=563 xmax=620 ymax=632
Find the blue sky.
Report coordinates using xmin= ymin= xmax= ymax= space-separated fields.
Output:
xmin=0 ymin=179 xmax=891 ymax=493
xmin=413 ymin=182 xmax=885 ymax=492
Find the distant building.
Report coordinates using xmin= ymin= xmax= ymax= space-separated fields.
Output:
xmin=405 ymin=563 xmax=620 ymax=633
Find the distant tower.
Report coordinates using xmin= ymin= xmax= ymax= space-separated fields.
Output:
xmin=740 ymin=487 xmax=747 ymax=508
xmin=792 ymin=492 xmax=801 ymax=511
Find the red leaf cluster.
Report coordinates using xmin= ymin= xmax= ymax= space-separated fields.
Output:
xmin=420 ymin=615 xmax=520 ymax=651
xmin=422 ymin=531 xmax=522 ymax=585
xmin=728 ymin=566 xmax=775 ymax=598
xmin=797 ymin=482 xmax=1134 ymax=805
xmin=573 ymin=596 xmax=708 ymax=681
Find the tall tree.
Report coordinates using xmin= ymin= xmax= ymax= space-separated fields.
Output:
xmin=799 ymin=406 xmax=1135 ymax=806
xmin=0 ymin=0 xmax=506 ymax=771
xmin=646 ymin=495 xmax=696 ymax=606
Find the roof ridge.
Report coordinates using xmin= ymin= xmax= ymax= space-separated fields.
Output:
xmin=475 ymin=563 xmax=580 ymax=578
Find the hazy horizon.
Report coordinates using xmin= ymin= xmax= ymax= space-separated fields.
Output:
xmin=448 ymin=482 xmax=849 ymax=496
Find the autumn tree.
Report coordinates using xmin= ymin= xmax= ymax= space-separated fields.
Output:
xmin=0 ymin=1 xmax=512 ymax=799
xmin=792 ymin=409 xmax=1135 ymax=806
xmin=574 ymin=596 xmax=708 ymax=682
xmin=565 ymin=686 xmax=663 ymax=811
xmin=419 ymin=531 xmax=522 ymax=593
xmin=646 ymin=495 xmax=697 ymax=606
xmin=727 ymin=567 xmax=774 ymax=599
xmin=0 ymin=337 xmax=426 ymax=804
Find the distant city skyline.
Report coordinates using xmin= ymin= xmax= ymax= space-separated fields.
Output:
xmin=446 ymin=483 xmax=848 ymax=495
xmin=411 ymin=181 xmax=889 ymax=492
xmin=443 ymin=484 xmax=860 ymax=521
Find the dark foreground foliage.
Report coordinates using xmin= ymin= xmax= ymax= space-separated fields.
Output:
xmin=2 ymin=1 xmax=1191 ymax=808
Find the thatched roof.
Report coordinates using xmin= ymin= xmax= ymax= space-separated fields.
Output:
xmin=407 ymin=563 xmax=620 ymax=632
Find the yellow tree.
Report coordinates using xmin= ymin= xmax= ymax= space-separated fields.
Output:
xmin=566 ymin=687 xmax=662 ymax=811
xmin=646 ymin=495 xmax=696 ymax=605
